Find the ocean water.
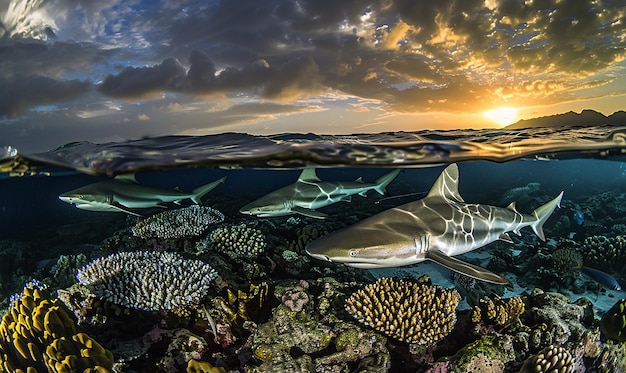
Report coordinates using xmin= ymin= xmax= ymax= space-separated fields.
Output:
xmin=1 ymin=125 xmax=626 ymax=372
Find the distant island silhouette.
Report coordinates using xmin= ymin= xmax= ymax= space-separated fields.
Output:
xmin=505 ymin=109 xmax=626 ymax=129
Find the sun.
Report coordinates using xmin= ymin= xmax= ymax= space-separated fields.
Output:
xmin=483 ymin=107 xmax=518 ymax=127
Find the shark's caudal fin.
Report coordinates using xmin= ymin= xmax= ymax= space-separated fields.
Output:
xmin=530 ymin=191 xmax=564 ymax=241
xmin=191 ymin=176 xmax=228 ymax=204
xmin=373 ymin=169 xmax=401 ymax=195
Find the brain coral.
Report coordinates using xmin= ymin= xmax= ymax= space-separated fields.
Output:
xmin=77 ymin=251 xmax=218 ymax=311
xmin=345 ymin=277 xmax=460 ymax=345
xmin=0 ymin=282 xmax=113 ymax=372
xmin=132 ymin=205 xmax=224 ymax=240
xmin=209 ymin=224 xmax=266 ymax=259
xmin=519 ymin=345 xmax=574 ymax=373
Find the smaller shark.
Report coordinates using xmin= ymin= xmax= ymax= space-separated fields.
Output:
xmin=239 ymin=169 xmax=401 ymax=219
xmin=59 ymin=174 xmax=227 ymax=216
xmin=306 ymin=163 xmax=563 ymax=284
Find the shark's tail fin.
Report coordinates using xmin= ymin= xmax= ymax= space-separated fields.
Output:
xmin=373 ymin=169 xmax=401 ymax=195
xmin=530 ymin=191 xmax=563 ymax=241
xmin=191 ymin=176 xmax=228 ymax=204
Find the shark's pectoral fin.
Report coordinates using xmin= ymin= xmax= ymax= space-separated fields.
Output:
xmin=426 ymin=248 xmax=510 ymax=285
xmin=341 ymin=196 xmax=352 ymax=202
xmin=110 ymin=203 xmax=144 ymax=217
xmin=498 ymin=233 xmax=514 ymax=244
xmin=291 ymin=206 xmax=328 ymax=219
xmin=358 ymin=191 xmax=367 ymax=197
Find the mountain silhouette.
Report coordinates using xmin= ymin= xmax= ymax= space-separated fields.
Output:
xmin=505 ymin=110 xmax=626 ymax=129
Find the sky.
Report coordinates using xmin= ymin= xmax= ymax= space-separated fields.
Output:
xmin=1 ymin=0 xmax=625 ymax=152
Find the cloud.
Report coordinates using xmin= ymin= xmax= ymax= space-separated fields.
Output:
xmin=98 ymin=51 xmax=322 ymax=101
xmin=1 ymin=0 xmax=626 ymax=118
xmin=137 ymin=113 xmax=150 ymax=120
xmin=0 ymin=74 xmax=91 ymax=116
xmin=99 ymin=58 xmax=186 ymax=98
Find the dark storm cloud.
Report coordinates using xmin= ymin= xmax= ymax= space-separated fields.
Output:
xmin=99 ymin=58 xmax=186 ymax=98
xmin=0 ymin=75 xmax=91 ymax=116
xmin=99 ymin=51 xmax=322 ymax=101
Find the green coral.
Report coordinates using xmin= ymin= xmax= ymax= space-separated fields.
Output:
xmin=209 ymin=224 xmax=266 ymax=259
xmin=600 ymin=298 xmax=626 ymax=342
xmin=582 ymin=235 xmax=626 ymax=271
xmin=0 ymin=283 xmax=113 ymax=373
xmin=446 ymin=335 xmax=516 ymax=373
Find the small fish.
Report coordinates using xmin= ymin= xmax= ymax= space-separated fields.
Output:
xmin=573 ymin=211 xmax=585 ymax=225
xmin=581 ymin=266 xmax=622 ymax=291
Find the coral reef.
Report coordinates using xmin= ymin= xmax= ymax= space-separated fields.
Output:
xmin=600 ymin=298 xmax=626 ymax=342
xmin=519 ymin=345 xmax=574 ymax=373
xmin=0 ymin=282 xmax=113 ymax=372
xmin=187 ymin=359 xmax=226 ymax=373
xmin=132 ymin=206 xmax=224 ymax=240
xmin=77 ymin=251 xmax=218 ymax=311
xmin=470 ymin=296 xmax=525 ymax=327
xmin=208 ymin=224 xmax=266 ymax=259
xmin=551 ymin=248 xmax=581 ymax=277
xmin=581 ymin=235 xmax=626 ymax=271
xmin=345 ymin=276 xmax=460 ymax=345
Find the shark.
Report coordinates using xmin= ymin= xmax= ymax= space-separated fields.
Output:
xmin=306 ymin=163 xmax=563 ymax=284
xmin=239 ymin=168 xmax=401 ymax=219
xmin=59 ymin=174 xmax=227 ymax=217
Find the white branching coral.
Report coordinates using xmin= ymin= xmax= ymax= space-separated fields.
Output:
xmin=77 ymin=251 xmax=218 ymax=311
xmin=132 ymin=206 xmax=224 ymax=240
xmin=209 ymin=223 xmax=266 ymax=259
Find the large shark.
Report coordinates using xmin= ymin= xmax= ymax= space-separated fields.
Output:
xmin=239 ymin=169 xmax=401 ymax=219
xmin=59 ymin=174 xmax=227 ymax=216
xmin=306 ymin=163 xmax=563 ymax=284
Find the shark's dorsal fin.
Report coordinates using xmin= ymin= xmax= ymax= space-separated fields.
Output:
xmin=506 ymin=201 xmax=518 ymax=212
xmin=297 ymin=168 xmax=320 ymax=182
xmin=355 ymin=177 xmax=363 ymax=183
xmin=114 ymin=174 xmax=138 ymax=183
xmin=426 ymin=164 xmax=464 ymax=202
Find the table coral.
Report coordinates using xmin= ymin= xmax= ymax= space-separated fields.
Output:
xmin=77 ymin=251 xmax=218 ymax=311
xmin=209 ymin=224 xmax=266 ymax=259
xmin=345 ymin=277 xmax=460 ymax=345
xmin=0 ymin=283 xmax=113 ymax=372
xmin=132 ymin=206 xmax=224 ymax=240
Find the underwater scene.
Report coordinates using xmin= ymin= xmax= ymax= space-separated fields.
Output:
xmin=1 ymin=127 xmax=626 ymax=373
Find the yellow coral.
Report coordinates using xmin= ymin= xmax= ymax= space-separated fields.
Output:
xmin=186 ymin=359 xmax=227 ymax=373
xmin=0 ymin=284 xmax=113 ymax=373
xmin=345 ymin=277 xmax=460 ymax=345
xmin=471 ymin=296 xmax=525 ymax=327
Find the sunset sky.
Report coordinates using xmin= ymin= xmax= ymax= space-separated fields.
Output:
xmin=1 ymin=0 xmax=625 ymax=152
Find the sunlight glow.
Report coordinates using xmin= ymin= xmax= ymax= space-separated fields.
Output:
xmin=482 ymin=107 xmax=518 ymax=126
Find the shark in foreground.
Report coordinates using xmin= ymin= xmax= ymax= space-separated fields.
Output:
xmin=240 ymin=168 xmax=401 ymax=219
xmin=59 ymin=174 xmax=227 ymax=216
xmin=306 ymin=163 xmax=563 ymax=284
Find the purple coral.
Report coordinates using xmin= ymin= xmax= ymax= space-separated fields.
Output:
xmin=281 ymin=289 xmax=310 ymax=312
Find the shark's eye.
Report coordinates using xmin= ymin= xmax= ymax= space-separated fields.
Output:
xmin=349 ymin=250 xmax=357 ymax=257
